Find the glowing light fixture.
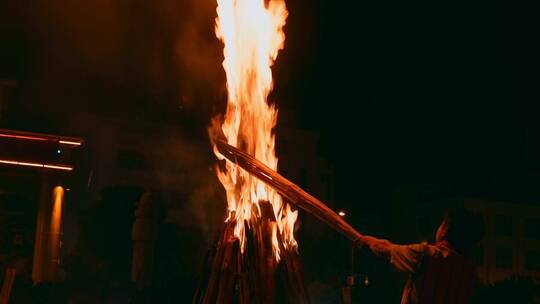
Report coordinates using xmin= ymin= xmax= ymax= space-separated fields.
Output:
xmin=0 ymin=132 xmax=83 ymax=146
xmin=0 ymin=159 xmax=73 ymax=171
xmin=59 ymin=140 xmax=82 ymax=146
xmin=17 ymin=161 xmax=43 ymax=168
xmin=44 ymin=164 xmax=73 ymax=171
xmin=0 ymin=133 xmax=47 ymax=141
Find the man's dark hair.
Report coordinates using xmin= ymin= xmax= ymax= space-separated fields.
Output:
xmin=443 ymin=208 xmax=485 ymax=254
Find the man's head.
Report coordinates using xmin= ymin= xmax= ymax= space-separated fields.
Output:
xmin=435 ymin=208 xmax=485 ymax=254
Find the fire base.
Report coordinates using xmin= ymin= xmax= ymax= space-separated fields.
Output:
xmin=193 ymin=201 xmax=309 ymax=304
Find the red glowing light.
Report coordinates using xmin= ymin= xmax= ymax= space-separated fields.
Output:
xmin=0 ymin=133 xmax=47 ymax=141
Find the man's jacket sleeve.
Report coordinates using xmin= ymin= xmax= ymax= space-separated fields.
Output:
xmin=358 ymin=236 xmax=436 ymax=273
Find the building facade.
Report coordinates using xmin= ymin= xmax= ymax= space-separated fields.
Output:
xmin=391 ymin=189 xmax=540 ymax=284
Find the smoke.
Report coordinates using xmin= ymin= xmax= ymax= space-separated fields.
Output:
xmin=152 ymin=128 xmax=226 ymax=243
xmin=1 ymin=1 xmax=231 ymax=240
xmin=0 ymin=0 xmax=224 ymax=125
xmin=0 ymin=0 xmax=318 ymax=246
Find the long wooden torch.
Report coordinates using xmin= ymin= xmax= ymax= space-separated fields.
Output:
xmin=215 ymin=140 xmax=365 ymax=243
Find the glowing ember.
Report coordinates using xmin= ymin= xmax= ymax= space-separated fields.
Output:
xmin=211 ymin=0 xmax=296 ymax=260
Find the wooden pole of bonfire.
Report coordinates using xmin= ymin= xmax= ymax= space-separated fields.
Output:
xmin=192 ymin=203 xmax=309 ymax=304
xmin=193 ymin=140 xmax=367 ymax=304
xmin=214 ymin=140 xmax=366 ymax=244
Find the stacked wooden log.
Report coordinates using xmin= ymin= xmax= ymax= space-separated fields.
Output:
xmin=214 ymin=140 xmax=365 ymax=243
xmin=192 ymin=201 xmax=309 ymax=304
xmin=195 ymin=140 xmax=367 ymax=303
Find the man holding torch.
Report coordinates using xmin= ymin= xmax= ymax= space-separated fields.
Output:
xmin=215 ymin=140 xmax=485 ymax=304
xmin=356 ymin=208 xmax=484 ymax=304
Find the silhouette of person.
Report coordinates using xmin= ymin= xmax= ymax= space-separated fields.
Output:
xmin=356 ymin=208 xmax=485 ymax=303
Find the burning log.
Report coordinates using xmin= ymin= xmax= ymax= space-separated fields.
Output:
xmin=195 ymin=140 xmax=365 ymax=303
xmin=197 ymin=0 xmax=322 ymax=301
xmin=215 ymin=140 xmax=365 ymax=244
xmin=193 ymin=202 xmax=309 ymax=304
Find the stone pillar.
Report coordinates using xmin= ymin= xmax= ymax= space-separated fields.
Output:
xmin=131 ymin=191 xmax=157 ymax=290
xmin=32 ymin=183 xmax=64 ymax=284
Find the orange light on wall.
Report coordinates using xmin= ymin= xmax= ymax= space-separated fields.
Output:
xmin=50 ymin=186 xmax=64 ymax=242
xmin=49 ymin=186 xmax=64 ymax=277
xmin=0 ymin=159 xmax=73 ymax=171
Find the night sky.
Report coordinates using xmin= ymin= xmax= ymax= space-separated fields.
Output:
xmin=281 ymin=0 xmax=540 ymax=211
xmin=1 ymin=0 xmax=539 ymax=212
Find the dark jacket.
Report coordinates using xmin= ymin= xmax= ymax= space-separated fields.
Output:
xmin=360 ymin=237 xmax=477 ymax=304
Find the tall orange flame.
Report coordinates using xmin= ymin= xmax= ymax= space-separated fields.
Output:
xmin=212 ymin=0 xmax=296 ymax=260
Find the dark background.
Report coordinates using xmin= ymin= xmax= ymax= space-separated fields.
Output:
xmin=280 ymin=0 xmax=540 ymax=211
xmin=2 ymin=0 xmax=539 ymax=210
xmin=1 ymin=0 xmax=539 ymax=302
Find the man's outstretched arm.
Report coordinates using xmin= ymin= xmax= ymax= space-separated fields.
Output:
xmin=356 ymin=235 xmax=433 ymax=273
xmin=355 ymin=235 xmax=394 ymax=257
